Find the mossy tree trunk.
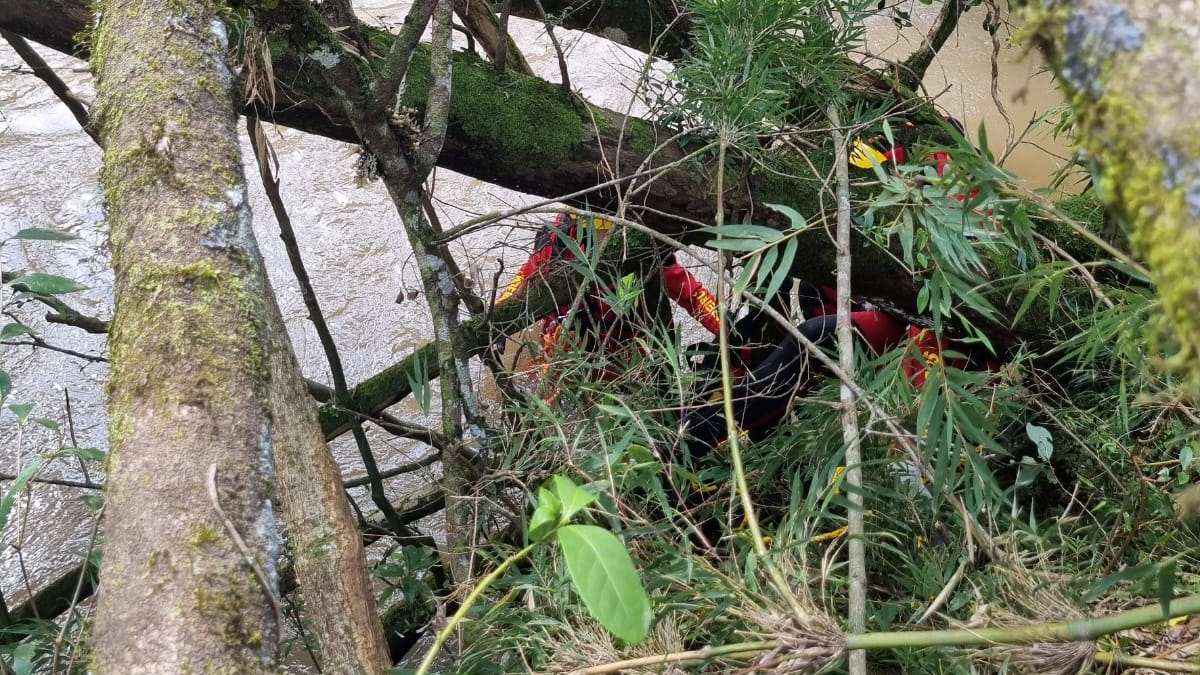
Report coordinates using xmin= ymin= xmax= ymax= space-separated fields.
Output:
xmin=89 ymin=0 xmax=282 ymax=671
xmin=1025 ymin=0 xmax=1200 ymax=384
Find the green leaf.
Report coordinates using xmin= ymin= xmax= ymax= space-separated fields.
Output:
xmin=11 ymin=227 xmax=78 ymax=241
xmin=0 ymin=370 xmax=10 ymax=401
xmin=702 ymin=224 xmax=782 ymax=241
xmin=1159 ymin=559 xmax=1176 ymax=616
xmin=705 ymin=238 xmax=770 ymax=252
xmin=62 ymin=447 xmax=106 ymax=462
xmin=556 ymin=524 xmax=651 ymax=644
xmin=1083 ymin=560 xmax=1158 ymax=602
xmin=7 ymin=272 xmax=88 ymax=295
xmin=1181 ymin=446 xmax=1194 ymax=472
xmin=11 ymin=642 xmax=34 ymax=675
xmin=0 ymin=457 xmax=44 ymax=532
xmin=551 ymin=475 xmax=597 ymax=522
xmin=0 ymin=323 xmax=32 ymax=341
xmin=529 ymin=487 xmax=561 ymax=543
xmin=1025 ymin=423 xmax=1054 ymax=461
xmin=32 ymin=417 xmax=60 ymax=431
xmin=763 ymin=203 xmax=807 ymax=230
xmin=9 ymin=402 xmax=33 ymax=423
xmin=763 ymin=236 xmax=797 ymax=303
xmin=406 ymin=351 xmax=431 ymax=415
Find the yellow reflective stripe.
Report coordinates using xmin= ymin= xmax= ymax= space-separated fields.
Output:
xmin=496 ymin=273 xmax=525 ymax=303
xmin=812 ymin=526 xmax=848 ymax=543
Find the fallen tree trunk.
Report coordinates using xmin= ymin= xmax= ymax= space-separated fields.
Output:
xmin=0 ymin=0 xmax=931 ymax=315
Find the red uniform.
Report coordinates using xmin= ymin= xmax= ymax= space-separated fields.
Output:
xmin=496 ymin=213 xmax=722 ymax=347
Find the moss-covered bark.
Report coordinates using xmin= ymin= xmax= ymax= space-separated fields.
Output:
xmin=1024 ymin=0 xmax=1200 ymax=388
xmin=89 ymin=0 xmax=280 ymax=671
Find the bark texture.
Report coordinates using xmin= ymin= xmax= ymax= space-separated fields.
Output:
xmin=89 ymin=0 xmax=280 ymax=671
xmin=262 ymin=278 xmax=391 ymax=673
xmin=453 ymin=0 xmax=533 ymax=74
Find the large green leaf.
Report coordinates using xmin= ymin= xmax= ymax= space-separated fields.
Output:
xmin=7 ymin=272 xmax=88 ymax=295
xmin=10 ymin=227 xmax=78 ymax=241
xmin=556 ymin=524 xmax=651 ymax=644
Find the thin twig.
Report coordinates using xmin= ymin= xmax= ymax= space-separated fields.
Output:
xmin=63 ymin=388 xmax=92 ymax=486
xmin=894 ymin=0 xmax=966 ymax=90
xmin=0 ymin=472 xmax=99 ymax=490
xmin=829 ymin=104 xmax=867 ymax=675
xmin=569 ymin=640 xmax=779 ymax=674
xmin=342 ymin=452 xmax=441 ymax=488
xmin=531 ymin=0 xmax=570 ymax=92
xmin=1 ymin=338 xmax=106 ymax=363
xmin=248 ymin=117 xmax=412 ymax=538
xmin=206 ymin=463 xmax=284 ymax=640
xmin=0 ymin=29 xmax=97 ymax=143
xmin=49 ymin=505 xmax=103 ymax=673
xmin=910 ymin=557 xmax=967 ymax=625
xmin=712 ymin=137 xmax=806 ymax=620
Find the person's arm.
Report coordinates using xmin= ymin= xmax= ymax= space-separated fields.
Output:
xmin=660 ymin=254 xmax=721 ymax=334
xmin=495 ymin=220 xmax=566 ymax=304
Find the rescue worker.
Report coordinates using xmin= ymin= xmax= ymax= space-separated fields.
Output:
xmin=492 ymin=211 xmax=723 ymax=372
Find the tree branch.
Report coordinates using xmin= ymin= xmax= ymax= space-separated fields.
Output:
xmin=0 ymin=28 xmax=96 ymax=142
xmin=452 ymin=0 xmax=533 ymax=76
xmin=249 ymin=117 xmax=412 ymax=544
xmin=1 ymin=271 xmax=109 ymax=333
xmin=829 ymin=104 xmax=867 ymax=674
xmin=896 ymin=0 xmax=967 ymax=90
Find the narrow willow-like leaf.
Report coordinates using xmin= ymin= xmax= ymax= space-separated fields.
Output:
xmin=0 ymin=457 xmax=44 ymax=532
xmin=557 ymin=524 xmax=651 ymax=644
xmin=7 ymin=273 xmax=88 ymax=295
xmin=10 ymin=227 xmax=78 ymax=241
xmin=764 ymin=236 xmax=797 ymax=303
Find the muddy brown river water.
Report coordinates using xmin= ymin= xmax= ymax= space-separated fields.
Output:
xmin=0 ymin=0 xmax=1067 ymax=644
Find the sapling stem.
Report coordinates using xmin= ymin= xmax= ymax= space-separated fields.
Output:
xmin=415 ymin=542 xmax=538 ymax=675
xmin=843 ymin=593 xmax=1200 ymax=650
xmin=576 ymin=593 xmax=1200 ymax=672
xmin=712 ymin=137 xmax=806 ymax=620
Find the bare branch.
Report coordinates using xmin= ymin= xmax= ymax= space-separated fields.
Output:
xmin=452 ymin=0 xmax=533 ymax=76
xmin=531 ymin=0 xmax=571 ymax=91
xmin=249 ymin=117 xmax=412 ymax=541
xmin=375 ymin=0 xmax=437 ymax=112
xmin=895 ymin=0 xmax=967 ymax=90
xmin=829 ymin=104 xmax=867 ymax=674
xmin=0 ymin=28 xmax=96 ymax=142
